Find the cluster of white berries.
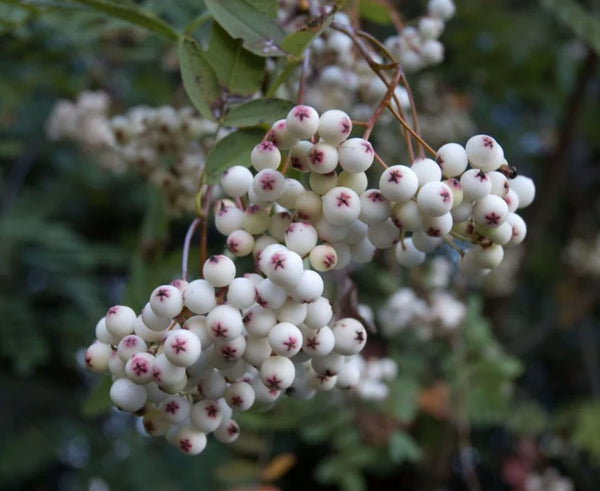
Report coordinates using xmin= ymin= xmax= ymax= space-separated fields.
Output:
xmin=47 ymin=92 xmax=223 ymax=215
xmin=84 ymin=248 xmax=369 ymax=455
xmin=274 ymin=1 xmax=454 ymax=115
xmin=217 ymin=104 xmax=533 ymax=278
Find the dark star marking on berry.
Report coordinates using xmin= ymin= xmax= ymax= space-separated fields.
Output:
xmin=179 ymin=438 xmax=193 ymax=453
xmin=171 ymin=337 xmax=187 ymax=354
xmin=294 ymin=107 xmax=310 ymax=121
xmin=388 ymin=169 xmax=402 ymax=183
xmin=221 ymin=346 xmax=237 ymax=360
xmin=440 ymin=190 xmax=451 ymax=203
xmin=227 ymin=239 xmax=239 ymax=254
xmin=482 ymin=136 xmax=494 ymax=148
xmin=270 ymin=253 xmax=286 ymax=270
xmin=341 ymin=119 xmax=351 ymax=134
xmin=133 ymin=360 xmax=147 ymax=376
xmin=212 ymin=323 xmax=228 ymax=338
xmin=475 ymin=170 xmax=488 ymax=182
xmin=209 ymin=255 xmax=221 ymax=263
xmin=427 ymin=227 xmax=442 ymax=237
xmin=361 ymin=141 xmax=373 ymax=154
xmin=436 ymin=156 xmax=444 ymax=168
xmin=230 ymin=395 xmax=244 ymax=408
xmin=165 ymin=401 xmax=179 ymax=414
xmin=227 ymin=424 xmax=239 ymax=436
xmin=242 ymin=312 xmax=252 ymax=324
xmin=152 ymin=367 xmax=162 ymax=383
xmin=260 ymin=175 xmax=276 ymax=190
xmin=265 ymin=375 xmax=282 ymax=389
xmin=354 ymin=330 xmax=365 ymax=343
xmin=485 ymin=212 xmax=501 ymax=226
xmin=259 ymin=141 xmax=275 ymax=152
xmin=309 ymin=149 xmax=324 ymax=165
xmin=306 ymin=336 xmax=319 ymax=350
xmin=156 ymin=288 xmax=170 ymax=300
xmin=84 ymin=353 xmax=92 ymax=367
xmin=291 ymin=156 xmax=301 ymax=169
xmin=283 ymin=336 xmax=297 ymax=352
xmin=336 ymin=192 xmax=351 ymax=207
xmin=205 ymin=404 xmax=218 ymax=418
xmin=144 ymin=420 xmax=156 ymax=433
xmin=323 ymin=254 xmax=336 ymax=268
xmin=368 ymin=191 xmax=384 ymax=202
xmin=124 ymin=336 xmax=137 ymax=347
xmin=317 ymin=374 xmax=330 ymax=383
xmin=108 ymin=307 xmax=119 ymax=316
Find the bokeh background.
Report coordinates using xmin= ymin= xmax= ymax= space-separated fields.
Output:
xmin=2 ymin=0 xmax=600 ymax=490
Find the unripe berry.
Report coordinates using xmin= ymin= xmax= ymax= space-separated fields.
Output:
xmin=309 ymin=170 xmax=338 ymax=195
xmin=163 ymin=329 xmax=201 ymax=367
xmin=303 ymin=326 xmax=335 ymax=357
xmin=226 ymin=277 xmax=257 ymax=310
xmin=110 ymin=378 xmax=147 ymax=412
xmin=206 ymin=304 xmax=243 ymax=341
xmin=465 ymin=134 xmax=504 ymax=171
xmin=285 ymin=221 xmax=318 ymax=257
xmin=318 ymin=109 xmax=352 ymax=145
xmin=309 ymin=244 xmax=338 ymax=271
xmin=268 ymin=322 xmax=303 ymax=357
xmin=412 ymin=230 xmax=443 ymax=252
xmin=190 ymin=399 xmax=222 ymax=433
xmin=338 ymin=138 xmax=375 ymax=173
xmin=315 ymin=217 xmax=348 ymax=243
xmin=505 ymin=212 xmax=527 ymax=246
xmin=461 ymin=169 xmax=492 ymax=202
xmin=221 ymin=165 xmax=253 ymax=198
xmin=242 ymin=204 xmax=271 ymax=234
xmin=292 ymin=270 xmax=324 ymax=303
xmin=510 ymin=175 xmax=535 ymax=208
xmin=225 ymin=381 xmax=256 ymax=411
xmin=417 ymin=181 xmax=454 ymax=217
xmin=267 ymin=119 xmax=298 ymax=150
xmin=142 ymin=407 xmax=171 ymax=436
xmin=395 ymin=237 xmax=426 ymax=267
xmin=411 ymin=158 xmax=442 ymax=186
xmin=322 ymin=186 xmax=361 ymax=226
xmin=391 ymin=200 xmax=422 ymax=231
xmin=338 ymin=170 xmax=368 ymax=195
xmin=261 ymin=355 xmax=295 ymax=390
xmin=444 ymin=178 xmax=464 ymax=206
xmin=183 ymin=279 xmax=216 ymax=315
xmin=422 ymin=212 xmax=453 ymax=237
xmin=150 ymin=285 xmax=183 ymax=319
xmin=470 ymin=243 xmax=504 ymax=269
xmin=125 ymin=352 xmax=155 ymax=384
xmin=268 ymin=211 xmax=293 ymax=242
xmin=95 ymin=317 xmax=119 ymax=345
xmin=117 ymin=334 xmax=147 ymax=362
xmin=379 ymin=165 xmax=418 ymax=202
xmin=105 ymin=305 xmax=136 ymax=339
xmin=367 ymin=219 xmax=399 ymax=249
xmin=278 ymin=178 xmax=305 ymax=210
xmin=305 ymin=297 xmax=333 ymax=329
xmin=203 ymin=255 xmax=236 ymax=287
xmin=332 ymin=242 xmax=353 ymax=269
xmin=308 ymin=142 xmax=339 ymax=174
xmin=85 ymin=341 xmax=112 ymax=373
xmin=289 ymin=140 xmax=312 ymax=172
xmin=251 ymin=140 xmax=281 ymax=171
xmin=472 ymin=194 xmax=509 ymax=228
xmin=286 ymin=105 xmax=319 ymax=140
xmin=243 ymin=305 xmax=277 ymax=336
xmin=332 ymin=318 xmax=367 ymax=355
xmin=359 ymin=189 xmax=391 ymax=224
xmin=252 ymin=169 xmax=285 ymax=202
xmin=213 ymin=419 xmax=240 ymax=444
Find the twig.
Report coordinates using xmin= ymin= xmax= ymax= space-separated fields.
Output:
xmin=181 ymin=218 xmax=201 ymax=281
xmin=399 ymin=73 xmax=423 ymax=157
xmin=385 ymin=103 xmax=436 ymax=157
xmin=363 ymin=67 xmax=401 ymax=140
xmin=373 ymin=151 xmax=388 ymax=169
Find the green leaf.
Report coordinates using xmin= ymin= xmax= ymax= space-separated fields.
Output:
xmin=266 ymin=58 xmax=301 ymax=97
xmin=81 ymin=374 xmax=112 ymax=417
xmin=205 ymin=23 xmax=265 ymax=97
xmin=222 ymin=98 xmax=294 ymax=127
xmin=389 ymin=431 xmax=421 ymax=463
xmin=204 ymin=0 xmax=287 ymax=57
xmin=282 ymin=10 xmax=335 ymax=56
xmin=178 ymin=36 xmax=222 ymax=121
xmin=67 ymin=0 xmax=179 ymax=40
xmin=247 ymin=0 xmax=277 ymax=18
xmin=204 ymin=127 xmax=264 ymax=183
xmin=358 ymin=0 xmax=392 ymax=25
xmin=542 ymin=0 xmax=600 ymax=56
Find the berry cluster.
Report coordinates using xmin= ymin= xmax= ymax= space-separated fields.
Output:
xmin=47 ymin=93 xmax=223 ymax=215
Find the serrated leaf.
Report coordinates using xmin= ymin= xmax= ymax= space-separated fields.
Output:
xmin=542 ymin=0 xmax=600 ymax=56
xmin=205 ymin=23 xmax=265 ymax=97
xmin=205 ymin=0 xmax=287 ymax=57
xmin=358 ymin=0 xmax=392 ymax=25
xmin=282 ymin=10 xmax=335 ymax=57
xmin=67 ymin=0 xmax=179 ymax=39
xmin=222 ymin=98 xmax=293 ymax=127
xmin=81 ymin=374 xmax=112 ymax=417
xmin=204 ymin=128 xmax=264 ymax=183
xmin=178 ymin=36 xmax=222 ymax=121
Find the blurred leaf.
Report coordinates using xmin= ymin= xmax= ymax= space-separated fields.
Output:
xmin=178 ymin=36 xmax=222 ymax=121
xmin=205 ymin=23 xmax=265 ymax=97
xmin=387 ymin=376 xmax=419 ymax=423
xmin=81 ymin=374 xmax=112 ymax=417
xmin=248 ymin=0 xmax=278 ymax=18
xmin=265 ymin=58 xmax=301 ymax=97
xmin=281 ymin=10 xmax=334 ymax=57
xmin=358 ymin=0 xmax=392 ymax=25
xmin=389 ymin=431 xmax=421 ymax=463
xmin=222 ymin=98 xmax=293 ymax=127
xmin=67 ymin=0 xmax=179 ymax=40
xmin=542 ymin=0 xmax=600 ymax=56
xmin=260 ymin=453 xmax=296 ymax=482
xmin=507 ymin=400 xmax=548 ymax=436
xmin=214 ymin=458 xmax=259 ymax=485
xmin=204 ymin=0 xmax=287 ymax=57
xmin=204 ymin=127 xmax=264 ymax=183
